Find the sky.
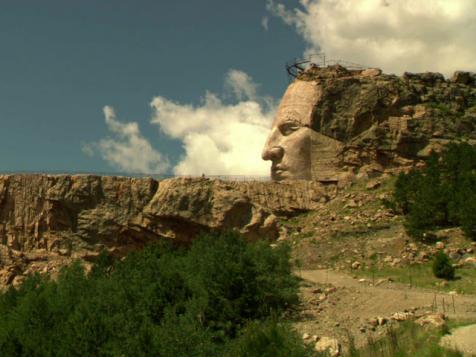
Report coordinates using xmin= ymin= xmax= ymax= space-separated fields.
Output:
xmin=1 ymin=0 xmax=475 ymax=175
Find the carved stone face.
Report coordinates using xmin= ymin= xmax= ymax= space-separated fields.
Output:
xmin=262 ymin=80 xmax=319 ymax=180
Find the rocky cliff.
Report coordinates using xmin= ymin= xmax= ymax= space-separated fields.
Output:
xmin=0 ymin=174 xmax=328 ymax=249
xmin=298 ymin=65 xmax=476 ymax=179
xmin=0 ymin=174 xmax=326 ymax=285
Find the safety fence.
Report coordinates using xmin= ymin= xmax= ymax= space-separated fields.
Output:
xmin=0 ymin=171 xmax=271 ymax=182
xmin=285 ymin=53 xmax=367 ymax=80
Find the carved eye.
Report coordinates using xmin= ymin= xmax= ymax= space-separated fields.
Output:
xmin=279 ymin=121 xmax=302 ymax=136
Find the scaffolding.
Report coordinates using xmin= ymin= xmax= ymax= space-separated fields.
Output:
xmin=285 ymin=53 xmax=366 ymax=81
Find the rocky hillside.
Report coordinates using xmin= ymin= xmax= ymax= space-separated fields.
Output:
xmin=301 ymin=65 xmax=476 ymax=178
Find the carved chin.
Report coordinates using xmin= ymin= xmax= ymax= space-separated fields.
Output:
xmin=271 ymin=169 xmax=287 ymax=181
xmin=271 ymin=169 xmax=310 ymax=181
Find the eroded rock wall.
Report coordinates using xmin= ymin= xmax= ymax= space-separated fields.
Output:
xmin=0 ymin=175 xmax=325 ymax=255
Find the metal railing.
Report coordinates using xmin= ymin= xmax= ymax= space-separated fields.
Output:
xmin=0 ymin=171 xmax=271 ymax=182
xmin=285 ymin=53 xmax=367 ymax=80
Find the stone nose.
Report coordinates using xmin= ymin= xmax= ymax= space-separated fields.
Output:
xmin=262 ymin=146 xmax=284 ymax=161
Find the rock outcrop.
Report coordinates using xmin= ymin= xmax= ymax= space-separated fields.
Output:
xmin=0 ymin=174 xmax=325 ymax=253
xmin=298 ymin=65 xmax=476 ymax=180
xmin=0 ymin=174 xmax=327 ymax=285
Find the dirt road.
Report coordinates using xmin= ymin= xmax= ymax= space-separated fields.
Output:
xmin=300 ymin=269 xmax=476 ymax=320
xmin=294 ymin=269 xmax=476 ymax=348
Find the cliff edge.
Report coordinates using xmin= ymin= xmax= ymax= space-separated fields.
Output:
xmin=0 ymin=174 xmax=326 ymax=249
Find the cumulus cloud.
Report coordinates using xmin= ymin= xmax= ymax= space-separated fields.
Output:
xmin=267 ymin=0 xmax=476 ymax=76
xmin=151 ymin=69 xmax=275 ymax=176
xmin=225 ymin=69 xmax=258 ymax=101
xmin=85 ymin=70 xmax=275 ymax=176
xmin=82 ymin=106 xmax=169 ymax=174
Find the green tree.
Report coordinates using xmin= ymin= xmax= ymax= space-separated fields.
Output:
xmin=432 ymin=251 xmax=455 ymax=280
xmin=0 ymin=231 xmax=302 ymax=356
xmin=391 ymin=143 xmax=476 ymax=241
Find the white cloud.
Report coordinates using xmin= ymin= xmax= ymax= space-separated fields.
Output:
xmin=151 ymin=70 xmax=275 ymax=176
xmin=85 ymin=70 xmax=275 ymax=176
xmin=82 ymin=106 xmax=169 ymax=174
xmin=268 ymin=0 xmax=476 ymax=76
xmin=225 ymin=69 xmax=258 ymax=101
xmin=261 ymin=16 xmax=269 ymax=31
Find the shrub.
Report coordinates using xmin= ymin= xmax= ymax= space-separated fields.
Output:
xmin=432 ymin=251 xmax=455 ymax=280
xmin=0 ymin=231 xmax=302 ymax=356
xmin=352 ymin=320 xmax=463 ymax=357
xmin=182 ymin=232 xmax=299 ymax=338
xmin=225 ymin=319 xmax=314 ymax=357
xmin=455 ymin=174 xmax=476 ymax=241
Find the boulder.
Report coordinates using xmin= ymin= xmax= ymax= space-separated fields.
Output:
xmin=345 ymin=199 xmax=358 ymax=208
xmin=366 ymin=180 xmax=381 ymax=190
xmin=464 ymin=257 xmax=476 ymax=266
xmin=315 ymin=337 xmax=341 ymax=357
xmin=391 ymin=312 xmax=413 ymax=321
xmin=415 ymin=313 xmax=446 ymax=328
xmin=361 ymin=68 xmax=382 ymax=77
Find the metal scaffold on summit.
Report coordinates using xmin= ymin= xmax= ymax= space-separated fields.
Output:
xmin=285 ymin=53 xmax=366 ymax=80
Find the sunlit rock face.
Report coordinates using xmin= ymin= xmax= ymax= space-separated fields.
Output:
xmin=0 ymin=174 xmax=328 ymax=287
xmin=263 ymin=64 xmax=476 ymax=182
xmin=261 ymin=81 xmax=319 ymax=180
xmin=0 ymin=175 xmax=325 ymax=253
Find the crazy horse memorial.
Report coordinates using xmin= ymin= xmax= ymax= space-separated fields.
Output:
xmin=0 ymin=59 xmax=475 ymax=286
xmin=262 ymin=58 xmax=476 ymax=184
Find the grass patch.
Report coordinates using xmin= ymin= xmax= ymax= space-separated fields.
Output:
xmin=427 ymin=102 xmax=453 ymax=114
xmin=354 ymin=263 xmax=476 ymax=295
xmin=297 ymin=231 xmax=316 ymax=240
xmin=329 ymin=222 xmax=395 ymax=241
xmin=349 ymin=320 xmax=462 ymax=357
xmin=447 ymin=317 xmax=476 ymax=330
xmin=326 ymin=175 xmax=399 ymax=217
xmin=346 ymin=175 xmax=398 ymax=195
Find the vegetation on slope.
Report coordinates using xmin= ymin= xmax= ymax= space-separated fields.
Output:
xmin=432 ymin=251 xmax=455 ymax=280
xmin=391 ymin=142 xmax=476 ymax=241
xmin=349 ymin=320 xmax=462 ymax=357
xmin=0 ymin=232 xmax=311 ymax=357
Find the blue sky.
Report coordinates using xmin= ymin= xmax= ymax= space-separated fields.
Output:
xmin=1 ymin=0 xmax=475 ymax=175
xmin=0 ymin=0 xmax=304 ymax=173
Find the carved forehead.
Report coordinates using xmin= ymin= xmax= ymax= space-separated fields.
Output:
xmin=281 ymin=80 xmax=320 ymax=103
xmin=273 ymin=80 xmax=319 ymax=126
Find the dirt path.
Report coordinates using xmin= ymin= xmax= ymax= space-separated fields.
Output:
xmin=440 ymin=324 xmax=476 ymax=356
xmin=294 ymin=269 xmax=476 ymax=348
xmin=300 ymin=269 xmax=476 ymax=320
